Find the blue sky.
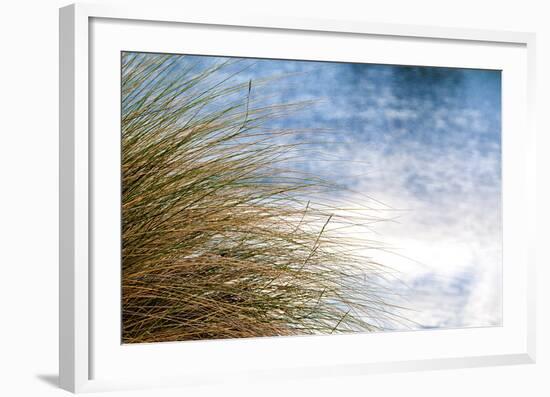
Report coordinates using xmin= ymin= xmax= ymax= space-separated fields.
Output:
xmin=139 ymin=53 xmax=503 ymax=330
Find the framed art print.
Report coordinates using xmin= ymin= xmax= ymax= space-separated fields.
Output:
xmin=59 ymin=3 xmax=536 ymax=393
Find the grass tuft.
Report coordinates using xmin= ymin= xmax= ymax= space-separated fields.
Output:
xmin=121 ymin=52 xmax=406 ymax=343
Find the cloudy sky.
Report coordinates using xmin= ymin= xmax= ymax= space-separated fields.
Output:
xmin=163 ymin=54 xmax=503 ymax=330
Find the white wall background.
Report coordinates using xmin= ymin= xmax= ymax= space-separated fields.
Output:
xmin=0 ymin=0 xmax=547 ymax=396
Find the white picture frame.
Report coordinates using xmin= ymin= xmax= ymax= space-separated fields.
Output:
xmin=59 ymin=2 xmax=537 ymax=393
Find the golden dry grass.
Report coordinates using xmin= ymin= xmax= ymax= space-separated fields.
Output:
xmin=121 ymin=52 xmax=405 ymax=343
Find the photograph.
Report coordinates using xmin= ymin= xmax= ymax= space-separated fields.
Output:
xmin=121 ymin=51 xmax=502 ymax=344
xmin=1 ymin=0 xmax=544 ymax=395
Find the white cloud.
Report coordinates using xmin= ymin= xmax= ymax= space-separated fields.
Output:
xmin=317 ymin=142 xmax=502 ymax=330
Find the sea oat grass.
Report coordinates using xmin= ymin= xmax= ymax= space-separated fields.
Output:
xmin=121 ymin=52 xmax=405 ymax=343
